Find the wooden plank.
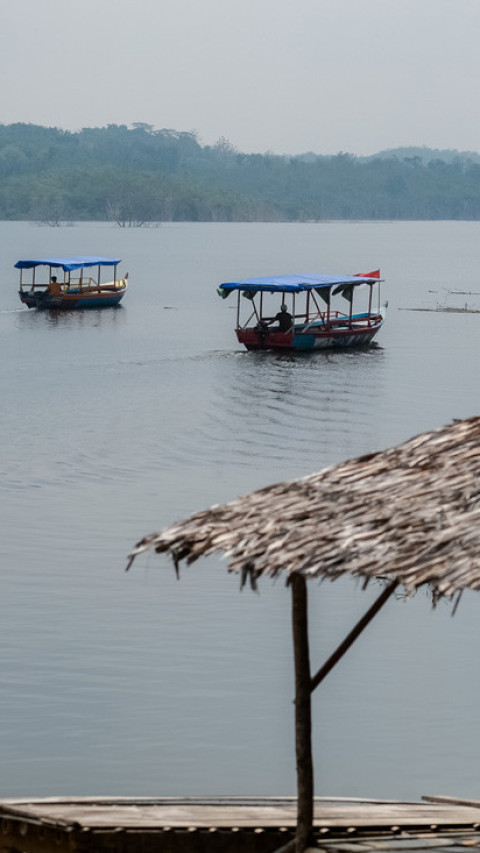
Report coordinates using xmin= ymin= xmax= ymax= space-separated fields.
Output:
xmin=1 ymin=799 xmax=480 ymax=830
xmin=423 ymin=796 xmax=480 ymax=809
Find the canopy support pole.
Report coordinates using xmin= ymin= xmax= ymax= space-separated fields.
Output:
xmin=310 ymin=580 xmax=399 ymax=694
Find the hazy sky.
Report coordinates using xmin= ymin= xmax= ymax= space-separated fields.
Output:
xmin=2 ymin=0 xmax=480 ymax=156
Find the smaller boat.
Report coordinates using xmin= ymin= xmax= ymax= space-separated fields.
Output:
xmin=218 ymin=270 xmax=385 ymax=351
xmin=16 ymin=256 xmax=128 ymax=309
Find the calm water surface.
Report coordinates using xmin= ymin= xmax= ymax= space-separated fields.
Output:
xmin=1 ymin=220 xmax=480 ymax=800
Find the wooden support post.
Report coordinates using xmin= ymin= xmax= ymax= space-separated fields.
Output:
xmin=291 ymin=572 xmax=314 ymax=853
xmin=276 ymin=578 xmax=398 ymax=853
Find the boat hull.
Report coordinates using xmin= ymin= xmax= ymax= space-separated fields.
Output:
xmin=19 ymin=284 xmax=127 ymax=310
xmin=237 ymin=314 xmax=384 ymax=351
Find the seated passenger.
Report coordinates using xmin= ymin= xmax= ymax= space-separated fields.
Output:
xmin=47 ymin=275 xmax=62 ymax=297
xmin=273 ymin=303 xmax=293 ymax=332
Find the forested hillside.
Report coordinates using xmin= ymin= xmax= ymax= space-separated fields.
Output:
xmin=1 ymin=123 xmax=480 ymax=223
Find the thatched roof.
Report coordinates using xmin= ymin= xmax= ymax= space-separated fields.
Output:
xmin=127 ymin=416 xmax=480 ymax=600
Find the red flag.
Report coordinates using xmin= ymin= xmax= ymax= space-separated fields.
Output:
xmin=354 ymin=269 xmax=380 ymax=279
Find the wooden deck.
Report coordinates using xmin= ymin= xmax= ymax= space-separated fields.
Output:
xmin=2 ymin=795 xmax=480 ymax=852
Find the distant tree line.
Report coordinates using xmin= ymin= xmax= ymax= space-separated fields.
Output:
xmin=1 ymin=122 xmax=480 ymax=223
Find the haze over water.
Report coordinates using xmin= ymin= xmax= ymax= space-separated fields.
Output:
xmin=1 ymin=220 xmax=480 ymax=801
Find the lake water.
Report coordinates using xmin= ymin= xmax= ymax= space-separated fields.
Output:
xmin=1 ymin=220 xmax=480 ymax=802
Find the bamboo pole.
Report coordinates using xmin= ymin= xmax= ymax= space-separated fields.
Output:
xmin=310 ymin=581 xmax=398 ymax=694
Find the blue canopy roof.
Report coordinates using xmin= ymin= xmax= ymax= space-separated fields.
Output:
xmin=219 ymin=273 xmax=380 ymax=294
xmin=15 ymin=256 xmax=121 ymax=272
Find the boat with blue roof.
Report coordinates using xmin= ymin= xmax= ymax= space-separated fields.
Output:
xmin=218 ymin=269 xmax=385 ymax=350
xmin=16 ymin=256 xmax=128 ymax=309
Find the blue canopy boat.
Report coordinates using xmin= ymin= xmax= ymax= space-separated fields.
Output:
xmin=16 ymin=256 xmax=128 ymax=309
xmin=218 ymin=270 xmax=385 ymax=351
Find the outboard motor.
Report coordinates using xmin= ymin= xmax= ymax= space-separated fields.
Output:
xmin=254 ymin=319 xmax=269 ymax=344
xmin=34 ymin=290 xmax=50 ymax=309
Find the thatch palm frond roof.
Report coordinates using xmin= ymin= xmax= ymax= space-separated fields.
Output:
xmin=127 ymin=417 xmax=480 ymax=600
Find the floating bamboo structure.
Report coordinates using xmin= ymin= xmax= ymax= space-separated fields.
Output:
xmin=3 ymin=796 xmax=480 ymax=853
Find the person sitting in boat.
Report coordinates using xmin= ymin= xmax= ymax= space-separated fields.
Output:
xmin=272 ymin=303 xmax=293 ymax=333
xmin=47 ymin=275 xmax=62 ymax=297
